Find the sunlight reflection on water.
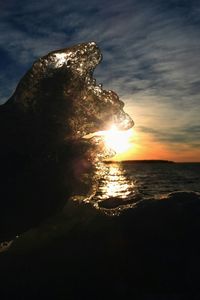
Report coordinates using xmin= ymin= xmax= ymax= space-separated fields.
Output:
xmin=99 ymin=164 xmax=134 ymax=199
xmin=92 ymin=163 xmax=140 ymax=215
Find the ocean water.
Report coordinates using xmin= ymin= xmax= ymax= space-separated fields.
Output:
xmin=1 ymin=162 xmax=200 ymax=297
xmin=1 ymin=161 xmax=199 ymax=252
xmin=92 ymin=162 xmax=200 ymax=213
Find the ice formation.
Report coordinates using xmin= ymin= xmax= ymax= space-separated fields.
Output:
xmin=0 ymin=42 xmax=134 ymax=240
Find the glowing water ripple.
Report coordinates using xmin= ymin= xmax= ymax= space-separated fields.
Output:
xmin=92 ymin=163 xmax=140 ymax=215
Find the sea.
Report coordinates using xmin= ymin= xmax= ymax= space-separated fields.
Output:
xmin=1 ymin=161 xmax=199 ymax=251
xmin=92 ymin=161 xmax=200 ymax=213
xmin=1 ymin=161 xmax=200 ymax=297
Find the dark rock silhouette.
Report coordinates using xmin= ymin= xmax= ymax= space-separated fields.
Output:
xmin=1 ymin=191 xmax=200 ymax=298
xmin=0 ymin=42 xmax=133 ymax=240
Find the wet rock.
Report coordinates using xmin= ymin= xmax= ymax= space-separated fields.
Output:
xmin=98 ymin=196 xmax=141 ymax=209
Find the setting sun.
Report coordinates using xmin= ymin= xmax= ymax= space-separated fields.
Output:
xmin=100 ymin=125 xmax=133 ymax=154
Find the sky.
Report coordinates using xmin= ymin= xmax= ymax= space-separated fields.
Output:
xmin=0 ymin=0 xmax=200 ymax=162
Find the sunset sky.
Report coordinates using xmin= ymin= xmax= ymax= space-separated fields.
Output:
xmin=0 ymin=0 xmax=200 ymax=162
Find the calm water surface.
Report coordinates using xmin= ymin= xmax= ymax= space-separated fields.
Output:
xmin=92 ymin=162 xmax=200 ymax=212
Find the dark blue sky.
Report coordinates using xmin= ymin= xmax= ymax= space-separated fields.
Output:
xmin=0 ymin=0 xmax=200 ymax=160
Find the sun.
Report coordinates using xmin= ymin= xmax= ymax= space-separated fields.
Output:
xmin=100 ymin=125 xmax=133 ymax=154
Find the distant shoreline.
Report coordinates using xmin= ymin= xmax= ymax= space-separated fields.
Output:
xmin=104 ymin=160 xmax=200 ymax=164
xmin=104 ymin=159 xmax=175 ymax=164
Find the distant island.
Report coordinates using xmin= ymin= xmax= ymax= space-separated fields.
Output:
xmin=104 ymin=159 xmax=175 ymax=164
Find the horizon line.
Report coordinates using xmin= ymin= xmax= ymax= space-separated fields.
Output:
xmin=104 ymin=159 xmax=200 ymax=163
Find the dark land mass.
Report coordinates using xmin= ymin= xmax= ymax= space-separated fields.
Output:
xmin=105 ymin=159 xmax=175 ymax=164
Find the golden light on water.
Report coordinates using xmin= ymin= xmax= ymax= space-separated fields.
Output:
xmin=94 ymin=163 xmax=138 ymax=214
xmin=101 ymin=164 xmax=132 ymax=199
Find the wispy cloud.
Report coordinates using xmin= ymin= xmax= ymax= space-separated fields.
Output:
xmin=138 ymin=125 xmax=200 ymax=147
xmin=0 ymin=0 xmax=200 ymax=159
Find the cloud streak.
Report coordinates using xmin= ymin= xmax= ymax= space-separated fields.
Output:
xmin=0 ymin=0 xmax=199 ymax=159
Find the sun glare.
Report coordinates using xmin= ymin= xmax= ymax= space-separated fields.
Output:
xmin=100 ymin=125 xmax=133 ymax=154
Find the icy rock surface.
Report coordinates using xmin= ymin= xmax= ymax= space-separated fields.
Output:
xmin=1 ymin=42 xmax=133 ymax=156
xmin=0 ymin=42 xmax=133 ymax=240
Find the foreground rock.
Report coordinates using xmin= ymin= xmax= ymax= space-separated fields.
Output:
xmin=0 ymin=191 xmax=200 ymax=298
